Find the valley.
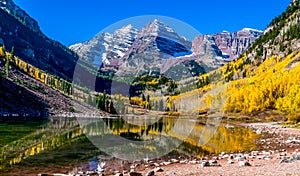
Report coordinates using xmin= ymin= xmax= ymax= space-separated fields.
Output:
xmin=0 ymin=0 xmax=299 ymax=175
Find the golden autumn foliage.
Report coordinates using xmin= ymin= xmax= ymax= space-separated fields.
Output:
xmin=0 ymin=46 xmax=73 ymax=95
xmin=169 ymin=51 xmax=300 ymax=115
xmin=225 ymin=52 xmax=300 ymax=113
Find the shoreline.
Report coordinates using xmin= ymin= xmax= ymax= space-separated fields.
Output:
xmin=4 ymin=121 xmax=300 ymax=176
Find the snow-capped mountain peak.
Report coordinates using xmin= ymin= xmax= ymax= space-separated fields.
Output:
xmin=116 ymin=24 xmax=138 ymax=34
xmin=137 ymin=19 xmax=182 ymax=42
xmin=242 ymin=27 xmax=264 ymax=33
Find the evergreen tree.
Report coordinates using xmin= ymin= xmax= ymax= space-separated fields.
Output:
xmin=159 ymin=99 xmax=164 ymax=111
xmin=142 ymin=94 xmax=146 ymax=102
xmin=109 ymin=100 xmax=117 ymax=114
xmin=87 ymin=94 xmax=93 ymax=105
xmin=103 ymin=90 xmax=107 ymax=110
xmin=5 ymin=52 xmax=9 ymax=78
xmin=10 ymin=47 xmax=14 ymax=62
xmin=147 ymin=95 xmax=151 ymax=110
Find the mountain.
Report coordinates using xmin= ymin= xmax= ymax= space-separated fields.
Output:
xmin=212 ymin=28 xmax=263 ymax=61
xmin=70 ymin=20 xmax=262 ymax=78
xmin=0 ymin=0 xmax=100 ymax=116
xmin=0 ymin=0 xmax=40 ymax=33
xmin=70 ymin=19 xmax=194 ymax=75
xmin=114 ymin=19 xmax=195 ymax=77
xmin=168 ymin=0 xmax=300 ymax=115
xmin=70 ymin=24 xmax=139 ymax=68
xmin=0 ymin=0 xmax=79 ymax=80
xmin=123 ymin=19 xmax=192 ymax=59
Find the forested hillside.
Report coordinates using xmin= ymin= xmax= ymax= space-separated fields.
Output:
xmin=167 ymin=0 xmax=300 ymax=121
xmin=0 ymin=46 xmax=96 ymax=117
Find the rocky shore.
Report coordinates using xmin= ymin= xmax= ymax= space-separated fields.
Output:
xmin=42 ymin=122 xmax=300 ymax=176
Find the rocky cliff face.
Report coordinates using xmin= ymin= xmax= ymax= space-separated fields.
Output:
xmin=70 ymin=25 xmax=138 ymax=67
xmin=0 ymin=0 xmax=40 ymax=33
xmin=116 ymin=19 xmax=193 ymax=76
xmin=212 ymin=28 xmax=263 ymax=60
xmin=191 ymin=35 xmax=224 ymax=69
xmin=70 ymin=19 xmax=263 ymax=78
xmin=124 ymin=19 xmax=192 ymax=59
xmin=70 ymin=19 xmax=195 ymax=77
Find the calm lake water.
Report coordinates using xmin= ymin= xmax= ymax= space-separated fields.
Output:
xmin=0 ymin=116 xmax=259 ymax=173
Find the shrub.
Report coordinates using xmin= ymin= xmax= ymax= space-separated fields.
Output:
xmin=286 ymin=113 xmax=300 ymax=124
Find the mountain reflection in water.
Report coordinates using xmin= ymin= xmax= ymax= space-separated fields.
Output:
xmin=0 ymin=116 xmax=259 ymax=171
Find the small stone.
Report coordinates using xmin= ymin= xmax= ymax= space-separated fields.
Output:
xmin=280 ymin=152 xmax=287 ymax=156
xmin=257 ymin=156 xmax=264 ymax=160
xmin=238 ymin=161 xmax=251 ymax=166
xmin=223 ymin=154 xmax=229 ymax=158
xmin=279 ymin=159 xmax=292 ymax=164
xmin=123 ymin=170 xmax=129 ymax=174
xmin=146 ymin=170 xmax=155 ymax=176
xmin=170 ymin=159 xmax=179 ymax=163
xmin=235 ymin=156 xmax=246 ymax=161
xmin=212 ymin=156 xmax=218 ymax=160
xmin=292 ymin=155 xmax=300 ymax=160
xmin=189 ymin=160 xmax=198 ymax=164
xmin=154 ymin=163 xmax=160 ymax=167
xmin=154 ymin=167 xmax=164 ymax=172
xmin=180 ymin=160 xmax=188 ymax=164
xmin=129 ymin=171 xmax=142 ymax=176
xmin=210 ymin=163 xmax=221 ymax=167
xmin=166 ymin=171 xmax=176 ymax=175
xmin=227 ymin=159 xmax=234 ymax=164
xmin=209 ymin=160 xmax=217 ymax=164
xmin=86 ymin=171 xmax=98 ymax=175
xmin=199 ymin=161 xmax=209 ymax=167
xmin=163 ymin=161 xmax=172 ymax=165
xmin=264 ymin=155 xmax=272 ymax=160
xmin=249 ymin=155 xmax=256 ymax=159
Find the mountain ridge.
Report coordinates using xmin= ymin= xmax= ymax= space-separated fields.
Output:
xmin=70 ymin=19 xmax=263 ymax=77
xmin=0 ymin=0 xmax=40 ymax=33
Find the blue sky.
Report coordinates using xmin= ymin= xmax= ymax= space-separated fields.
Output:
xmin=14 ymin=0 xmax=291 ymax=46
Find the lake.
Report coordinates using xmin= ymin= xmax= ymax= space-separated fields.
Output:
xmin=0 ymin=116 xmax=259 ymax=174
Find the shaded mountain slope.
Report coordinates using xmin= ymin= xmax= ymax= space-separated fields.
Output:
xmin=0 ymin=7 xmax=78 ymax=80
xmin=0 ymin=54 xmax=97 ymax=117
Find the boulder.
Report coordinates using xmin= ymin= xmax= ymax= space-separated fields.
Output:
xmin=209 ymin=160 xmax=218 ymax=164
xmin=154 ymin=167 xmax=164 ymax=172
xmin=146 ymin=171 xmax=155 ymax=176
xmin=129 ymin=171 xmax=142 ymax=176
xmin=163 ymin=161 xmax=172 ymax=166
xmin=199 ymin=161 xmax=209 ymax=167
xmin=170 ymin=159 xmax=179 ymax=163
